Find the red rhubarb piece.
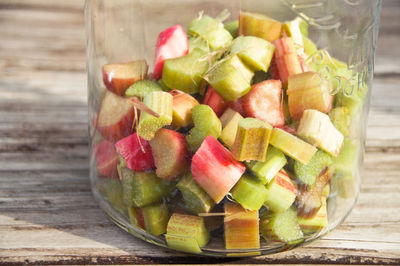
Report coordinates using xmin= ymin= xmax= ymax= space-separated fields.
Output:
xmin=191 ymin=136 xmax=245 ymax=203
xmin=243 ymin=80 xmax=285 ymax=127
xmin=153 ymin=24 xmax=189 ymax=80
xmin=115 ymin=133 xmax=155 ymax=171
xmin=94 ymin=140 xmax=119 ymax=179
xmin=202 ymin=86 xmax=230 ymax=117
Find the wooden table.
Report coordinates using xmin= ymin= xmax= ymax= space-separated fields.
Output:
xmin=0 ymin=0 xmax=399 ymax=264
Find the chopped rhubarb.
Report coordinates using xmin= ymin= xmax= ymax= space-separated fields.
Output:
xmin=142 ymin=202 xmax=169 ymax=236
xmin=115 ymin=133 xmax=155 ymax=172
xmin=171 ymin=90 xmax=199 ymax=127
xmin=153 ymin=24 xmax=189 ymax=80
xmin=231 ymin=174 xmax=268 ymax=210
xmin=264 ymin=170 xmax=298 ymax=213
xmin=219 ymin=108 xmax=243 ymax=149
xmin=94 ymin=140 xmax=119 ymax=179
xmin=229 ymin=98 xmax=246 ymax=117
xmin=239 ymin=11 xmax=282 ymax=42
xmin=273 ymin=37 xmax=303 ymax=85
xmin=202 ymin=86 xmax=230 ymax=117
xmin=243 ymin=80 xmax=285 ymax=127
xmin=191 ymin=136 xmax=245 ymax=203
xmin=149 ymin=128 xmax=190 ymax=180
xmin=102 ymin=60 xmax=148 ymax=96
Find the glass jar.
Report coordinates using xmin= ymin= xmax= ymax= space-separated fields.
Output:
xmin=85 ymin=0 xmax=381 ymax=256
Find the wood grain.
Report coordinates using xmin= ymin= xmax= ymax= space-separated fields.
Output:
xmin=0 ymin=0 xmax=399 ymax=265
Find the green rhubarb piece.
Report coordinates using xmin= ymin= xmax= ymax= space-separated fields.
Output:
xmin=298 ymin=197 xmax=328 ymax=234
xmin=219 ymin=108 xmax=243 ymax=149
xmin=158 ymin=79 xmax=170 ymax=91
xmin=303 ymin=36 xmax=317 ymax=56
xmin=125 ymin=80 xmax=162 ymax=99
xmin=260 ymin=207 xmax=304 ymax=243
xmin=137 ymin=91 xmax=172 ymax=140
xmin=225 ymin=20 xmax=239 ymax=38
xmin=205 ymin=55 xmax=254 ymax=101
xmin=264 ymin=171 xmax=298 ymax=213
xmin=329 ymin=106 xmax=351 ymax=137
xmin=283 ymin=17 xmax=308 ymax=54
xmin=247 ymin=146 xmax=287 ymax=184
xmin=186 ymin=104 xmax=222 ymax=152
xmin=166 ymin=213 xmax=210 ymax=254
xmin=294 ymin=150 xmax=332 ymax=187
xmin=188 ymin=37 xmax=209 ymax=53
xmin=119 ymin=166 xmax=174 ymax=207
xmin=239 ymin=11 xmax=282 ymax=42
xmin=142 ymin=202 xmax=169 ymax=236
xmin=230 ymin=36 xmax=275 ymax=72
xmin=99 ymin=178 xmax=126 ymax=214
xmin=270 ymin=128 xmax=317 ymax=165
xmin=188 ymin=14 xmax=233 ymax=50
xmin=171 ymin=91 xmax=199 ymax=128
xmin=232 ymin=118 xmax=272 ymax=162
xmin=176 ymin=173 xmax=214 ymax=214
xmin=162 ymin=48 xmax=210 ymax=94
xmin=231 ymin=174 xmax=268 ymax=211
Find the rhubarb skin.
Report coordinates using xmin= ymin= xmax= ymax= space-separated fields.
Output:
xmin=153 ymin=24 xmax=189 ymax=80
xmin=115 ymin=133 xmax=155 ymax=172
xmin=287 ymin=72 xmax=334 ymax=120
xmin=232 ymin=118 xmax=272 ymax=162
xmin=264 ymin=170 xmax=298 ymax=213
xmin=93 ymin=140 xmax=119 ymax=179
xmin=270 ymin=128 xmax=317 ymax=165
xmin=219 ymin=108 xmax=244 ymax=149
xmin=166 ymin=213 xmax=210 ymax=254
xmin=191 ymin=136 xmax=245 ymax=203
xmin=97 ymin=91 xmax=136 ymax=143
xmin=102 ymin=60 xmax=148 ymax=96
xmin=149 ymin=128 xmax=190 ymax=180
xmin=243 ymin=80 xmax=285 ymax=127
xmin=273 ymin=37 xmax=303 ymax=85
xmin=239 ymin=11 xmax=282 ymax=42
xmin=171 ymin=90 xmax=199 ymax=128
xmin=297 ymin=109 xmax=344 ymax=157
xmin=202 ymin=86 xmax=230 ymax=117
xmin=224 ymin=202 xmax=260 ymax=249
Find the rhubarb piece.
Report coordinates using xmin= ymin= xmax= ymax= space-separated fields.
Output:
xmin=186 ymin=105 xmax=222 ymax=152
xmin=205 ymin=55 xmax=254 ymax=101
xmin=162 ymin=48 xmax=209 ymax=94
xmin=191 ymin=136 xmax=245 ymax=203
xmin=264 ymin=171 xmax=298 ymax=213
xmin=202 ymin=86 xmax=230 ymax=117
xmin=297 ymin=167 xmax=333 ymax=218
xmin=229 ymin=98 xmax=246 ymax=117
xmin=303 ymin=36 xmax=318 ymax=56
xmin=231 ymin=174 xmax=268 ymax=210
xmin=137 ymin=91 xmax=173 ymax=140
xmin=297 ymin=109 xmax=344 ymax=157
xmin=125 ymin=80 xmax=161 ymax=99
xmin=99 ymin=179 xmax=126 ymax=214
xmin=170 ymin=90 xmax=199 ymax=127
xmin=230 ymin=36 xmax=275 ymax=72
xmin=153 ymin=24 xmax=189 ymax=80
xmin=322 ymin=184 xmax=330 ymax=198
xmin=166 ymin=213 xmax=209 ymax=254
xmin=283 ymin=17 xmax=308 ymax=55
xmin=149 ymin=128 xmax=190 ymax=180
xmin=260 ymin=206 xmax=303 ymax=243
xmin=287 ymin=71 xmax=334 ymax=120
xmin=243 ymin=80 xmax=284 ymax=127
xmin=94 ymin=140 xmax=119 ymax=179
xmin=246 ymin=146 xmax=287 ymax=184
xmin=188 ymin=14 xmax=233 ymax=50
xmin=225 ymin=20 xmax=239 ymax=38
xmin=298 ymin=196 xmax=328 ymax=234
xmin=142 ymin=202 xmax=169 ymax=236
xmin=176 ymin=173 xmax=214 ymax=214
xmin=273 ymin=37 xmax=303 ymax=85
xmin=224 ymin=202 xmax=260 ymax=249
xmin=97 ymin=91 xmax=136 ymax=142
xmin=294 ymin=150 xmax=332 ymax=187
xmin=128 ymin=207 xmax=145 ymax=229
xmin=219 ymin=108 xmax=243 ymax=149
xmin=329 ymin=107 xmax=351 ymax=137
xmin=188 ymin=37 xmax=209 ymax=53
xmin=119 ymin=167 xmax=174 ymax=207
xmin=102 ymin=60 xmax=148 ymax=96
xmin=239 ymin=11 xmax=282 ymax=42
xmin=232 ymin=118 xmax=272 ymax=162
xmin=270 ymin=128 xmax=317 ymax=165
xmin=115 ymin=133 xmax=155 ymax=172
xmin=333 ymin=139 xmax=359 ymax=198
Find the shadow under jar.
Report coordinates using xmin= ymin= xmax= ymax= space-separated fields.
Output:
xmin=85 ymin=0 xmax=381 ymax=257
